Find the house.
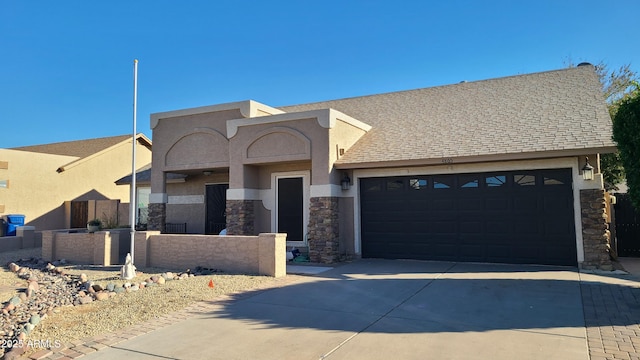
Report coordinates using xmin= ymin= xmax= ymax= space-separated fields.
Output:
xmin=144 ymin=64 xmax=615 ymax=268
xmin=0 ymin=134 xmax=152 ymax=231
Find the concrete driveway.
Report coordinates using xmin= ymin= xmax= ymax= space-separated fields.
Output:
xmin=80 ymin=259 xmax=588 ymax=360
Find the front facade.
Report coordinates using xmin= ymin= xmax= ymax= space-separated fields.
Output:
xmin=0 ymin=135 xmax=152 ymax=230
xmin=148 ymin=65 xmax=615 ymax=268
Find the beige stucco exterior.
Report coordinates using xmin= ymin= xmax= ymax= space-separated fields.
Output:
xmin=146 ymin=98 xmax=610 ymax=264
xmin=149 ymin=101 xmax=369 ymax=249
xmin=145 ymin=67 xmax=615 ymax=267
xmin=0 ymin=136 xmax=152 ymax=230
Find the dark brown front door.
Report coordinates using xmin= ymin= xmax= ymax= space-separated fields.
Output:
xmin=70 ymin=201 xmax=88 ymax=228
xmin=277 ymin=177 xmax=304 ymax=241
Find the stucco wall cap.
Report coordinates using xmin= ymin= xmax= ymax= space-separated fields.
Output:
xmin=150 ymin=100 xmax=284 ymax=129
xmin=226 ymin=108 xmax=371 ymax=138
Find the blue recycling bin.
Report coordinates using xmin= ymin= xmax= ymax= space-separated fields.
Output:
xmin=5 ymin=214 xmax=25 ymax=236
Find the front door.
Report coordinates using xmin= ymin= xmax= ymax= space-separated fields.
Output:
xmin=205 ymin=184 xmax=228 ymax=234
xmin=70 ymin=201 xmax=88 ymax=228
xmin=277 ymin=177 xmax=304 ymax=241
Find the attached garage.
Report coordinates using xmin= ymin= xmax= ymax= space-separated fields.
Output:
xmin=360 ymin=169 xmax=577 ymax=266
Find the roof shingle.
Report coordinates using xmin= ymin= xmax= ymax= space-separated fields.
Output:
xmin=280 ymin=66 xmax=614 ymax=166
xmin=10 ymin=135 xmax=134 ymax=158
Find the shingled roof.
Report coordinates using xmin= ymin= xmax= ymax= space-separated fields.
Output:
xmin=280 ymin=65 xmax=615 ymax=167
xmin=10 ymin=135 xmax=134 ymax=158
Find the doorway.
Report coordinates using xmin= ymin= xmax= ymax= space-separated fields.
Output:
xmin=205 ymin=184 xmax=228 ymax=235
xmin=277 ymin=177 xmax=305 ymax=242
xmin=70 ymin=201 xmax=88 ymax=228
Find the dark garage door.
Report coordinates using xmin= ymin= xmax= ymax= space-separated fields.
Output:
xmin=360 ymin=169 xmax=577 ymax=266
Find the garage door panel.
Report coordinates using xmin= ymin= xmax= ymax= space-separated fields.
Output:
xmin=543 ymin=246 xmax=577 ymax=265
xmin=486 ymin=197 xmax=510 ymax=211
xmin=485 ymin=245 xmax=511 ymax=261
xmin=459 ymin=221 xmax=483 ymax=233
xmin=486 ymin=221 xmax=511 ymax=234
xmin=513 ymin=196 xmax=539 ymax=214
xmin=432 ymin=198 xmax=456 ymax=210
xmin=360 ymin=169 xmax=576 ymax=266
xmin=459 ymin=198 xmax=483 ymax=211
xmin=544 ymin=220 xmax=574 ymax=235
xmin=542 ymin=196 xmax=572 ymax=212
xmin=430 ymin=221 xmax=456 ymax=234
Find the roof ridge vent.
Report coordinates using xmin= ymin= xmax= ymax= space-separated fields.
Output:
xmin=577 ymin=62 xmax=593 ymax=67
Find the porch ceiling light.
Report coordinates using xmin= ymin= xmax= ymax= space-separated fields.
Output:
xmin=341 ymin=173 xmax=351 ymax=190
xmin=203 ymin=170 xmax=213 ymax=176
xmin=582 ymin=157 xmax=594 ymax=181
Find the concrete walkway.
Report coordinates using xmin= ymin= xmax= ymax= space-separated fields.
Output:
xmin=18 ymin=258 xmax=640 ymax=360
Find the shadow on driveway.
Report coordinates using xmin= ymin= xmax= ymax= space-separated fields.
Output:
xmin=200 ymin=259 xmax=640 ymax=334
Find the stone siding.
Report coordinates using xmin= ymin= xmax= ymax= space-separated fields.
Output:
xmin=147 ymin=203 xmax=166 ymax=231
xmin=308 ymin=197 xmax=340 ymax=263
xmin=581 ymin=189 xmax=612 ymax=269
xmin=226 ymin=200 xmax=255 ymax=235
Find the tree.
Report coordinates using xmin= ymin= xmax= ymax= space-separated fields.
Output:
xmin=613 ymin=88 xmax=640 ymax=210
xmin=590 ymin=62 xmax=638 ymax=190
xmin=595 ymin=62 xmax=639 ymax=116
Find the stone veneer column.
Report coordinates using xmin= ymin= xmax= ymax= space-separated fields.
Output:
xmin=308 ymin=197 xmax=340 ymax=263
xmin=580 ymin=189 xmax=612 ymax=270
xmin=147 ymin=203 xmax=166 ymax=232
xmin=226 ymin=200 xmax=255 ymax=235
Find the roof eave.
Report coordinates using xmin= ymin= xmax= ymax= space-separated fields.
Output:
xmin=58 ymin=134 xmax=151 ymax=173
xmin=334 ymin=146 xmax=618 ymax=170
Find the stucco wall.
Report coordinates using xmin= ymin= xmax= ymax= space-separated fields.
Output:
xmin=329 ymin=120 xmax=368 ymax=184
xmin=134 ymin=232 xmax=286 ymax=277
xmin=41 ymin=230 xmax=119 ymax=266
xmin=0 ymin=227 xmax=37 ymax=252
xmin=151 ymin=109 xmax=241 ymax=188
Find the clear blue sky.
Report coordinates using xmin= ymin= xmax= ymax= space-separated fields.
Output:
xmin=1 ymin=1 xmax=638 ymax=148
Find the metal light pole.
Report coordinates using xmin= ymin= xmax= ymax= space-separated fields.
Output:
xmin=130 ymin=59 xmax=138 ymax=264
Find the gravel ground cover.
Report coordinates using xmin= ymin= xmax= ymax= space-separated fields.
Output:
xmin=0 ymin=247 xmax=290 ymax=358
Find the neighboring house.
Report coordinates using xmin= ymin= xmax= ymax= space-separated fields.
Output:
xmin=144 ymin=64 xmax=615 ymax=268
xmin=0 ymin=134 xmax=152 ymax=231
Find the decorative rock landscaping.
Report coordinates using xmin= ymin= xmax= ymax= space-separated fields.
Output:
xmin=0 ymin=257 xmax=217 ymax=359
